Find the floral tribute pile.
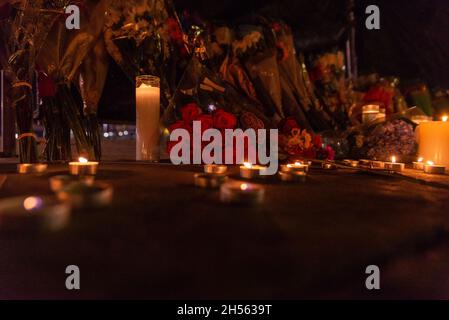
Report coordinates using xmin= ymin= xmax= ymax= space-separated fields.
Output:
xmin=167 ymin=103 xmax=335 ymax=164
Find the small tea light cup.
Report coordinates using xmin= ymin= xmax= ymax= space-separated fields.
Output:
xmin=204 ymin=164 xmax=228 ymax=175
xmin=50 ymin=175 xmax=95 ymax=193
xmin=359 ymin=159 xmax=371 ymax=167
xmin=0 ymin=196 xmax=71 ymax=232
xmin=280 ymin=162 xmax=309 ymax=173
xmin=17 ymin=163 xmax=48 ymax=174
xmin=370 ymin=161 xmax=385 ymax=169
xmin=240 ymin=162 xmax=269 ymax=179
xmin=194 ymin=173 xmax=227 ymax=189
xmin=57 ymin=182 xmax=113 ymax=208
xmin=69 ymin=157 xmax=99 ymax=176
xmin=384 ymin=156 xmax=405 ymax=172
xmin=220 ymin=182 xmax=265 ymax=205
xmin=413 ymin=158 xmax=425 ymax=171
xmin=279 ymin=171 xmax=307 ymax=183
xmin=423 ymin=161 xmax=446 ymax=175
xmin=343 ymin=159 xmax=359 ymax=168
xmin=322 ymin=162 xmax=337 ymax=170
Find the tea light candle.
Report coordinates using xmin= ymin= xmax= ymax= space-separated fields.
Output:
xmin=384 ymin=156 xmax=405 ymax=172
xmin=240 ymin=162 xmax=268 ymax=179
xmin=50 ymin=175 xmax=95 ymax=193
xmin=69 ymin=157 xmax=99 ymax=176
xmin=279 ymin=171 xmax=307 ymax=183
xmin=413 ymin=157 xmax=425 ymax=171
xmin=280 ymin=162 xmax=309 ymax=173
xmin=204 ymin=164 xmax=228 ymax=175
xmin=423 ymin=161 xmax=446 ymax=175
xmin=0 ymin=196 xmax=71 ymax=232
xmin=220 ymin=182 xmax=265 ymax=205
xmin=370 ymin=161 xmax=385 ymax=169
xmin=416 ymin=115 xmax=449 ymax=169
xmin=194 ymin=173 xmax=227 ymax=189
xmin=17 ymin=163 xmax=48 ymax=174
xmin=362 ymin=104 xmax=380 ymax=124
xmin=359 ymin=159 xmax=372 ymax=167
xmin=343 ymin=159 xmax=359 ymax=168
xmin=57 ymin=182 xmax=113 ymax=208
xmin=322 ymin=162 xmax=337 ymax=170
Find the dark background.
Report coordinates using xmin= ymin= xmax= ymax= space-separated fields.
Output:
xmin=99 ymin=0 xmax=449 ymax=121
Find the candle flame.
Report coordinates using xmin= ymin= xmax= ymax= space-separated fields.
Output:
xmin=240 ymin=183 xmax=249 ymax=191
xmin=391 ymin=156 xmax=396 ymax=163
xmin=418 ymin=157 xmax=423 ymax=163
xmin=294 ymin=162 xmax=303 ymax=166
xmin=427 ymin=161 xmax=435 ymax=166
xmin=442 ymin=115 xmax=448 ymax=122
xmin=79 ymin=157 xmax=88 ymax=163
xmin=243 ymin=162 xmax=253 ymax=169
xmin=23 ymin=196 xmax=43 ymax=211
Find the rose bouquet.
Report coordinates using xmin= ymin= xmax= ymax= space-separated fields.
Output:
xmin=167 ymin=102 xmax=244 ymax=163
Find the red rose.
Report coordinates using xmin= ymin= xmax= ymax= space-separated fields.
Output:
xmin=180 ymin=103 xmax=201 ymax=123
xmin=312 ymin=135 xmax=323 ymax=149
xmin=38 ymin=72 xmax=56 ymax=98
xmin=278 ymin=117 xmax=299 ymax=135
xmin=168 ymin=120 xmax=192 ymax=134
xmin=213 ymin=109 xmax=237 ymax=130
xmin=195 ymin=114 xmax=213 ymax=133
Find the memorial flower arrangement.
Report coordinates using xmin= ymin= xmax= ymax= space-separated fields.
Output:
xmin=278 ymin=117 xmax=335 ymax=161
xmin=363 ymin=119 xmax=416 ymax=161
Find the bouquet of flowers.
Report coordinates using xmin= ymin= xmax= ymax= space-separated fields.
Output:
xmin=167 ymin=102 xmax=244 ymax=163
xmin=0 ymin=0 xmax=63 ymax=163
xmin=37 ymin=0 xmax=110 ymax=161
xmin=278 ymin=117 xmax=335 ymax=161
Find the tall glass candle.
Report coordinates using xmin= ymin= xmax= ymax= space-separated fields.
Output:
xmin=136 ymin=75 xmax=160 ymax=161
xmin=416 ymin=116 xmax=449 ymax=169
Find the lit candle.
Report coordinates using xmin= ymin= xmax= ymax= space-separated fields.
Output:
xmin=362 ymin=104 xmax=380 ymax=124
xmin=240 ymin=162 xmax=268 ymax=179
xmin=384 ymin=156 xmax=405 ymax=172
xmin=69 ymin=157 xmax=99 ymax=176
xmin=279 ymin=171 xmax=307 ymax=183
xmin=194 ymin=173 xmax=227 ymax=189
xmin=413 ymin=157 xmax=425 ymax=171
xmin=423 ymin=161 xmax=446 ymax=175
xmin=370 ymin=161 xmax=385 ymax=169
xmin=17 ymin=163 xmax=48 ymax=174
xmin=322 ymin=161 xmax=337 ymax=170
xmin=204 ymin=164 xmax=228 ymax=175
xmin=220 ymin=182 xmax=265 ymax=205
xmin=280 ymin=162 xmax=309 ymax=173
xmin=136 ymin=76 xmax=161 ymax=162
xmin=416 ymin=115 xmax=449 ymax=169
xmin=342 ymin=159 xmax=359 ymax=168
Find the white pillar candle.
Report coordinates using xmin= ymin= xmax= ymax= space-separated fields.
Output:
xmin=136 ymin=76 xmax=160 ymax=161
xmin=416 ymin=116 xmax=449 ymax=169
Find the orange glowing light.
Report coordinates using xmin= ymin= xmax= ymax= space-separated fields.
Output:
xmin=391 ymin=156 xmax=397 ymax=163
xmin=418 ymin=157 xmax=423 ymax=163
xmin=243 ymin=162 xmax=253 ymax=169
xmin=427 ymin=161 xmax=435 ymax=166
xmin=79 ymin=157 xmax=88 ymax=163
xmin=23 ymin=197 xmax=42 ymax=211
xmin=442 ymin=115 xmax=448 ymax=122
xmin=240 ymin=184 xmax=249 ymax=191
